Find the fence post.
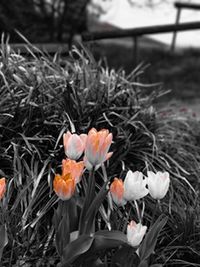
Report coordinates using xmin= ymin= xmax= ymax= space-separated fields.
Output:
xmin=171 ymin=7 xmax=182 ymax=51
xmin=133 ymin=36 xmax=138 ymax=67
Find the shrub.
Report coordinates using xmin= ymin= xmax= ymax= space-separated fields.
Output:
xmin=0 ymin=38 xmax=200 ymax=266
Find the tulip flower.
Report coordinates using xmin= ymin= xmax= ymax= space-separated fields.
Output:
xmin=84 ymin=128 xmax=113 ymax=168
xmin=147 ymin=171 xmax=170 ymax=200
xmin=110 ymin=178 xmax=127 ymax=206
xmin=62 ymin=159 xmax=84 ymax=184
xmin=127 ymin=220 xmax=147 ymax=247
xmin=124 ymin=171 xmax=149 ymax=201
xmin=63 ymin=131 xmax=87 ymax=160
xmin=53 ymin=173 xmax=75 ymax=201
xmin=0 ymin=178 xmax=6 ymax=200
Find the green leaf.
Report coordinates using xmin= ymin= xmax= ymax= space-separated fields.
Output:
xmin=79 ymin=182 xmax=108 ymax=234
xmin=68 ymin=197 xmax=78 ymax=231
xmin=138 ymin=260 xmax=149 ymax=267
xmin=92 ymin=230 xmax=128 ymax=251
xmin=80 ymin=182 xmax=108 ymax=235
xmin=139 ymin=215 xmax=168 ymax=261
xmin=75 ymin=230 xmax=128 ymax=266
xmin=55 ymin=215 xmax=70 ymax=257
xmin=0 ymin=225 xmax=8 ymax=261
xmin=111 ymin=247 xmax=139 ymax=267
xmin=61 ymin=234 xmax=94 ymax=266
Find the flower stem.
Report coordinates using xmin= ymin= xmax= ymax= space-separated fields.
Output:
xmin=151 ymin=200 xmax=158 ymax=227
xmin=134 ymin=200 xmax=141 ymax=223
xmin=79 ymin=167 xmax=95 ymax=234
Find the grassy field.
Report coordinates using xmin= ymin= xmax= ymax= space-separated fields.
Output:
xmin=88 ymin=37 xmax=200 ymax=102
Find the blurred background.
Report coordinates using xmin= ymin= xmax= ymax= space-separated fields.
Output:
xmin=1 ymin=0 xmax=200 ymax=111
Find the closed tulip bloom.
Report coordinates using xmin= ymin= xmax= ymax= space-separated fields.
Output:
xmin=127 ymin=220 xmax=147 ymax=247
xmin=124 ymin=170 xmax=149 ymax=201
xmin=63 ymin=131 xmax=87 ymax=160
xmin=147 ymin=171 xmax=170 ymax=200
xmin=53 ymin=173 xmax=75 ymax=201
xmin=110 ymin=178 xmax=127 ymax=206
xmin=85 ymin=128 xmax=113 ymax=167
xmin=0 ymin=178 xmax=6 ymax=200
xmin=62 ymin=159 xmax=84 ymax=184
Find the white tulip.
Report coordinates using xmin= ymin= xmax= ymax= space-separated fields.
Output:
xmin=147 ymin=171 xmax=170 ymax=200
xmin=127 ymin=220 xmax=147 ymax=247
xmin=124 ymin=170 xmax=149 ymax=201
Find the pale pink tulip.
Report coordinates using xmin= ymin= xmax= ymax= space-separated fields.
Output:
xmin=85 ymin=128 xmax=113 ymax=168
xmin=110 ymin=178 xmax=127 ymax=206
xmin=63 ymin=131 xmax=87 ymax=160
xmin=127 ymin=220 xmax=147 ymax=247
xmin=0 ymin=178 xmax=6 ymax=200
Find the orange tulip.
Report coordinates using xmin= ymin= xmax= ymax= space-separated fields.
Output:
xmin=85 ymin=128 xmax=113 ymax=168
xmin=0 ymin=178 xmax=6 ymax=200
xmin=110 ymin=178 xmax=126 ymax=206
xmin=53 ymin=173 xmax=75 ymax=201
xmin=63 ymin=131 xmax=87 ymax=160
xmin=62 ymin=159 xmax=84 ymax=184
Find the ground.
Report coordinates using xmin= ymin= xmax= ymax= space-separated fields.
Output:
xmin=86 ymin=36 xmax=200 ymax=117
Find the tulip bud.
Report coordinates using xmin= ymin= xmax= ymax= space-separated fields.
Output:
xmin=0 ymin=178 xmax=6 ymax=200
xmin=53 ymin=173 xmax=75 ymax=201
xmin=127 ymin=220 xmax=147 ymax=247
xmin=85 ymin=128 xmax=113 ymax=168
xmin=124 ymin=170 xmax=149 ymax=201
xmin=63 ymin=131 xmax=87 ymax=160
xmin=110 ymin=178 xmax=127 ymax=206
xmin=147 ymin=171 xmax=170 ymax=200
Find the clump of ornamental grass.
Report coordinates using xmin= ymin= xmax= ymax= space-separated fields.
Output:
xmin=0 ymin=36 xmax=200 ymax=266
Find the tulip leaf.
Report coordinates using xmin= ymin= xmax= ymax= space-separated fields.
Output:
xmin=54 ymin=200 xmax=71 ymax=256
xmin=74 ymin=230 xmax=128 ymax=266
xmin=92 ymin=230 xmax=128 ymax=251
xmin=139 ymin=214 xmax=168 ymax=261
xmin=0 ymin=225 xmax=8 ymax=261
xmin=138 ymin=260 xmax=149 ymax=267
xmin=111 ymin=246 xmax=139 ymax=267
xmin=61 ymin=234 xmax=94 ymax=266
xmin=68 ymin=197 xmax=78 ymax=231
xmin=55 ymin=214 xmax=70 ymax=257
xmin=80 ymin=181 xmax=108 ymax=235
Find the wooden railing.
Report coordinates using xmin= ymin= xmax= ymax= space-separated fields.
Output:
xmin=171 ymin=1 xmax=200 ymax=50
xmin=82 ymin=21 xmax=200 ymax=65
xmin=82 ymin=21 xmax=200 ymax=41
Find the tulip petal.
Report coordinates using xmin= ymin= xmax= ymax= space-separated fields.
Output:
xmin=53 ymin=174 xmax=75 ymax=201
xmin=0 ymin=178 xmax=6 ymax=200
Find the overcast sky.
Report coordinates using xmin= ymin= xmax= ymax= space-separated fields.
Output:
xmin=90 ymin=0 xmax=200 ymax=47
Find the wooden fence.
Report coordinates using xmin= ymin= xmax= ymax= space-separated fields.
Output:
xmin=171 ymin=1 xmax=200 ymax=50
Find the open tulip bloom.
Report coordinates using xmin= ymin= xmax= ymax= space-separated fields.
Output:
xmin=124 ymin=170 xmax=149 ymax=201
xmin=147 ymin=171 xmax=170 ymax=200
